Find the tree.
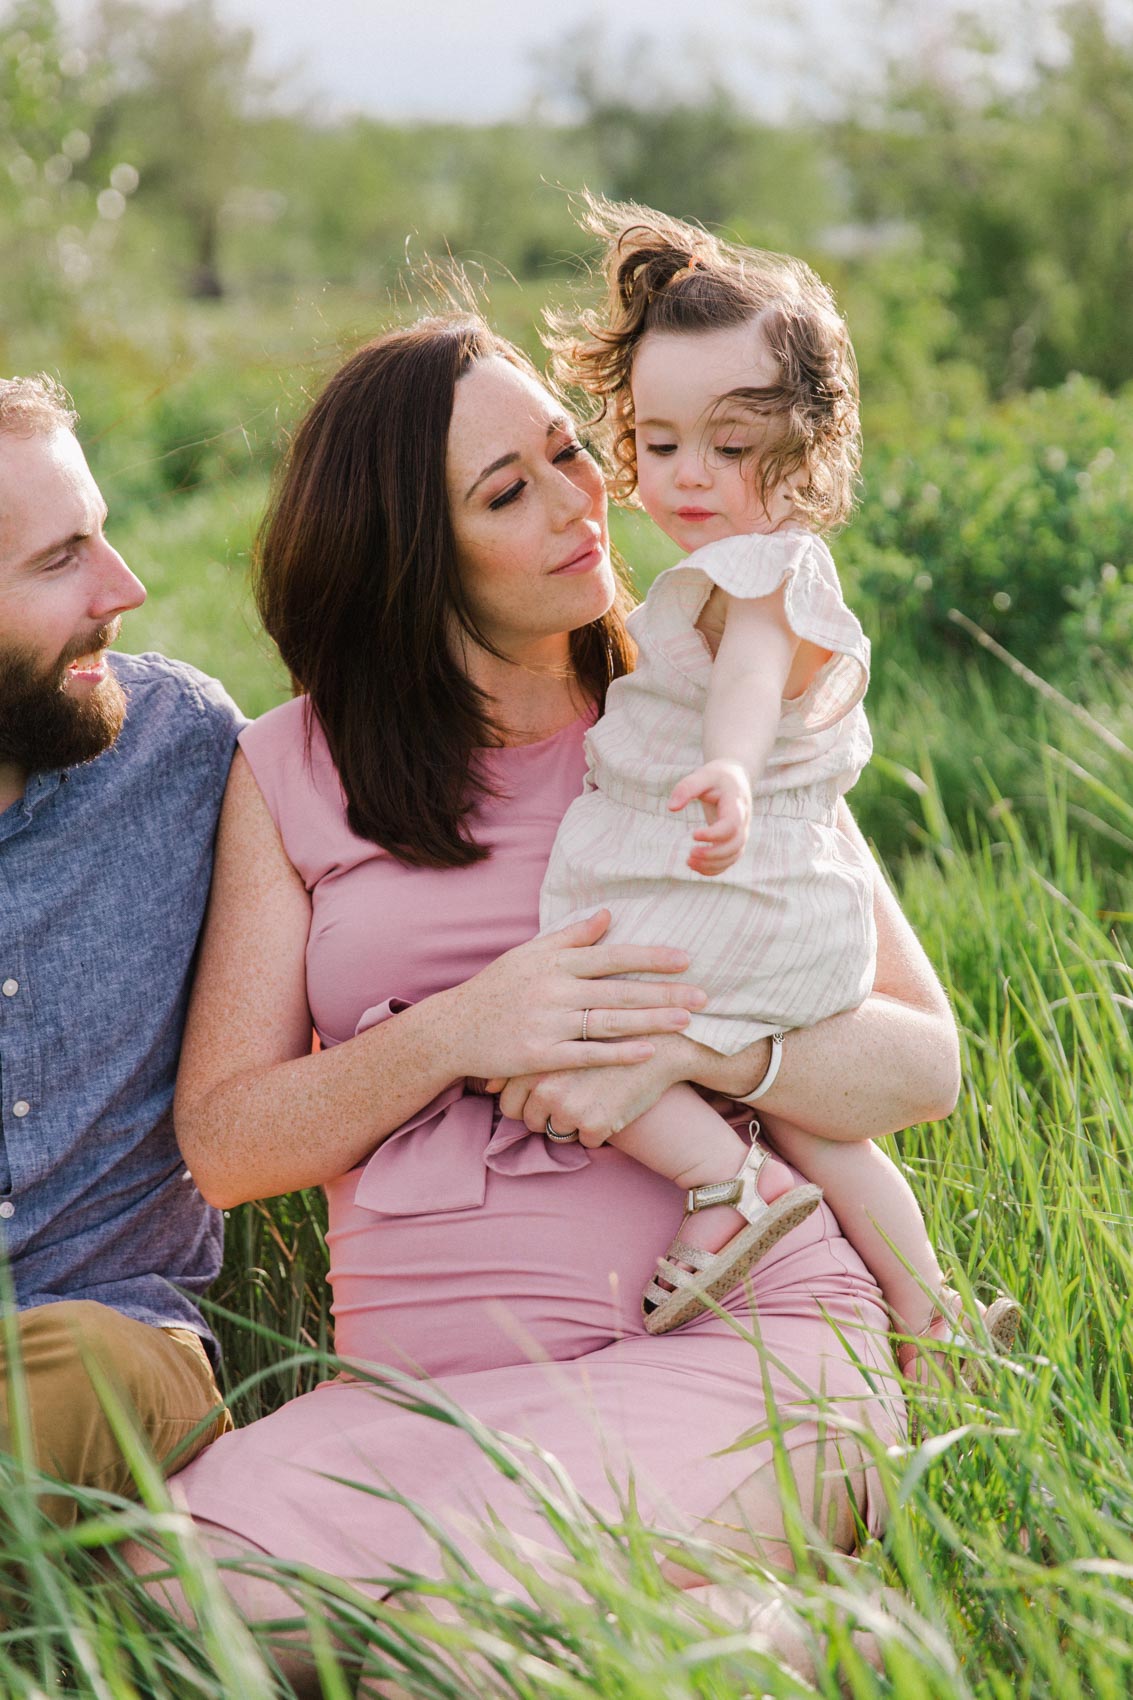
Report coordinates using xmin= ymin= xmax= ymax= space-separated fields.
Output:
xmin=0 ymin=0 xmax=128 ymax=325
xmin=94 ymin=0 xmax=268 ymax=298
xmin=538 ymin=25 xmax=836 ymax=247
xmin=835 ymin=0 xmax=1133 ymax=392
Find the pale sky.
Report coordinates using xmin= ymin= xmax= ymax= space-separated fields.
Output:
xmin=56 ymin=1 xmax=1128 ymax=124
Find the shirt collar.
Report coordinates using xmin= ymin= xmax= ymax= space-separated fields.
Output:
xmin=0 ymin=769 xmax=65 ymax=842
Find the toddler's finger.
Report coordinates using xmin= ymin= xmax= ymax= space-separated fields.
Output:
xmin=668 ymin=769 xmax=712 ymax=811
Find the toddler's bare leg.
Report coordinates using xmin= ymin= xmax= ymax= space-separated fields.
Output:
xmin=767 ymin=1122 xmax=945 ymax=1333
xmin=610 ymin=1082 xmax=796 ymax=1256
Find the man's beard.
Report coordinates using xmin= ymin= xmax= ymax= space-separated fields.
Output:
xmin=0 ymin=629 xmax=128 ymax=775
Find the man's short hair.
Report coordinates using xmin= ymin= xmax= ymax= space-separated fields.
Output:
xmin=0 ymin=374 xmax=78 ymax=438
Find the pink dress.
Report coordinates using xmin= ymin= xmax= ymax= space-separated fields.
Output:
xmin=171 ymin=697 xmax=901 ymax=1591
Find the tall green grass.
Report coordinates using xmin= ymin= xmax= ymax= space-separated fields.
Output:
xmin=2 ymin=649 xmax=1129 ymax=1697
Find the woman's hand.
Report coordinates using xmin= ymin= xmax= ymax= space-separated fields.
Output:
xmin=497 ymin=1034 xmax=693 ymax=1147
xmin=445 ymin=908 xmax=705 ymax=1086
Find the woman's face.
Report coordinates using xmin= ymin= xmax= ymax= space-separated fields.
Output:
xmin=446 ymin=356 xmax=612 ymax=660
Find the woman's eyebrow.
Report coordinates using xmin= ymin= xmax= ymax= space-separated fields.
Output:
xmin=465 ymin=453 xmax=518 ymax=500
xmin=465 ymin=417 xmax=572 ymax=500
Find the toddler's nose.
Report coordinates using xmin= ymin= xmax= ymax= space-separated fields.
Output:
xmin=673 ymin=450 xmax=710 ymax=489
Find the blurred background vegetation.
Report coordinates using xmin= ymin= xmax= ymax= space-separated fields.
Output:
xmin=4 ymin=0 xmax=1133 ymax=734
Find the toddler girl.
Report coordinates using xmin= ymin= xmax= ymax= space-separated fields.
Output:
xmin=538 ymin=201 xmax=1019 ymax=1368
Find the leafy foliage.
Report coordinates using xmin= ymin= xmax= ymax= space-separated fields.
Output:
xmin=837 ymin=1 xmax=1133 ymax=392
xmin=839 ymin=374 xmax=1133 ymax=681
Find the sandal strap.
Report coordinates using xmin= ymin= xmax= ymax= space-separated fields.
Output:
xmin=686 ymin=1141 xmax=769 ymax=1226
xmin=666 ymin=1241 xmax=714 ymax=1271
xmin=642 ymin=1243 xmax=715 ymax=1309
xmin=685 ymin=1176 xmax=744 ymax=1212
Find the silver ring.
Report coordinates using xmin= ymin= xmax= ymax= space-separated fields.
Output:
xmin=544 ymin=1116 xmax=580 ymax=1144
xmin=581 ymin=1007 xmax=591 ymax=1043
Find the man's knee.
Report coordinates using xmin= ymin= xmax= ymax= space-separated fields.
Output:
xmin=0 ymin=1301 xmax=230 ymax=1522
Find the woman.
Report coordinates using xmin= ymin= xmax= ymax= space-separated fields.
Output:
xmin=129 ymin=316 xmax=958 ymax=1681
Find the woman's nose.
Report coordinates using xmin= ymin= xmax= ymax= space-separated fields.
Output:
xmin=553 ymin=469 xmax=595 ymax=526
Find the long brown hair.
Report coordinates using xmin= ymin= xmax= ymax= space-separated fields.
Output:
xmin=547 ymin=196 xmax=860 ymax=531
xmin=255 ymin=315 xmax=634 ymax=867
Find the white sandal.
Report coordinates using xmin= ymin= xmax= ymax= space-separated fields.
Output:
xmin=642 ymin=1134 xmax=823 ymax=1336
xmin=896 ymin=1288 xmax=1022 ymax=1394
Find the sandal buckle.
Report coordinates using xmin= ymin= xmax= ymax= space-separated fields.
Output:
xmin=686 ymin=1178 xmax=742 ymax=1213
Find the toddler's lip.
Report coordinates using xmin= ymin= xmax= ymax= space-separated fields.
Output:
xmin=675 ymin=507 xmax=717 ymax=520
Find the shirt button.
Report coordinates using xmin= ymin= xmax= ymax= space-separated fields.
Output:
xmin=1 ymin=979 xmax=17 ymax=997
xmin=0 ymin=1201 xmax=14 ymax=1219
xmin=11 ymin=1101 xmax=29 ymax=1118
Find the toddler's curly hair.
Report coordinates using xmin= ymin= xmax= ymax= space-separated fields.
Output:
xmin=547 ymin=196 xmax=860 ymax=532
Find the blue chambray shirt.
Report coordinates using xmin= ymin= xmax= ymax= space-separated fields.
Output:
xmin=0 ymin=651 xmax=245 ymax=1354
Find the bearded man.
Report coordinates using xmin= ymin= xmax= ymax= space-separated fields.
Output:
xmin=0 ymin=375 xmax=244 ymax=1521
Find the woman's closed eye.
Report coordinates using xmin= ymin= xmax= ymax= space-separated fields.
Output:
xmin=489 ymin=480 xmax=525 ymax=511
xmin=488 ymin=441 xmax=589 ymax=510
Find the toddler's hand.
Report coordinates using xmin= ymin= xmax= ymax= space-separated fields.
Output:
xmin=668 ymin=759 xmax=752 ymax=876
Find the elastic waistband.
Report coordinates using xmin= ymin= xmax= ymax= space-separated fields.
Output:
xmin=598 ymin=774 xmax=840 ymax=824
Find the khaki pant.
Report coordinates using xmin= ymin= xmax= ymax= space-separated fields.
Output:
xmin=0 ymin=1300 xmax=233 ymax=1526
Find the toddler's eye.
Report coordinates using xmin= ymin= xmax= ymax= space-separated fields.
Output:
xmin=643 ymin=442 xmax=677 ymax=457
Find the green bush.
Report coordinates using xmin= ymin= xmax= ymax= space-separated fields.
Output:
xmin=839 ymin=374 xmax=1133 ymax=686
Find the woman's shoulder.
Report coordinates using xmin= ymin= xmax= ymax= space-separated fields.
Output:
xmin=238 ymin=695 xmax=342 ymax=828
xmin=239 ymin=693 xmax=310 ymax=756
xmin=239 ymin=694 xmax=336 ymax=770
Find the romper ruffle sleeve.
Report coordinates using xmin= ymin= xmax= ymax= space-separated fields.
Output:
xmin=646 ymin=528 xmax=870 ymax=736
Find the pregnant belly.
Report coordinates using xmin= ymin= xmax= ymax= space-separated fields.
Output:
xmin=326 ymin=1145 xmax=689 ymax=1376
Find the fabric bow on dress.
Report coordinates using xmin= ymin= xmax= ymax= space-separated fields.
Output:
xmin=348 ymin=998 xmax=590 ymax=1216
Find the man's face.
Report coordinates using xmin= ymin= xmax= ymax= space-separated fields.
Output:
xmin=0 ymin=426 xmax=146 ymax=779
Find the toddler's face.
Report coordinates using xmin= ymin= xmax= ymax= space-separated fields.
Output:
xmin=632 ymin=321 xmax=792 ymax=552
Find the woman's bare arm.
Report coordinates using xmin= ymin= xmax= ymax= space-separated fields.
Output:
xmin=499 ymin=802 xmax=960 ymax=1144
xmin=175 ymin=753 xmax=704 ymax=1207
xmin=699 ymin=801 xmax=960 ymax=1139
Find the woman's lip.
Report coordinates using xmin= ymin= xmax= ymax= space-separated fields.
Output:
xmin=552 ymin=542 xmax=604 ymax=575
